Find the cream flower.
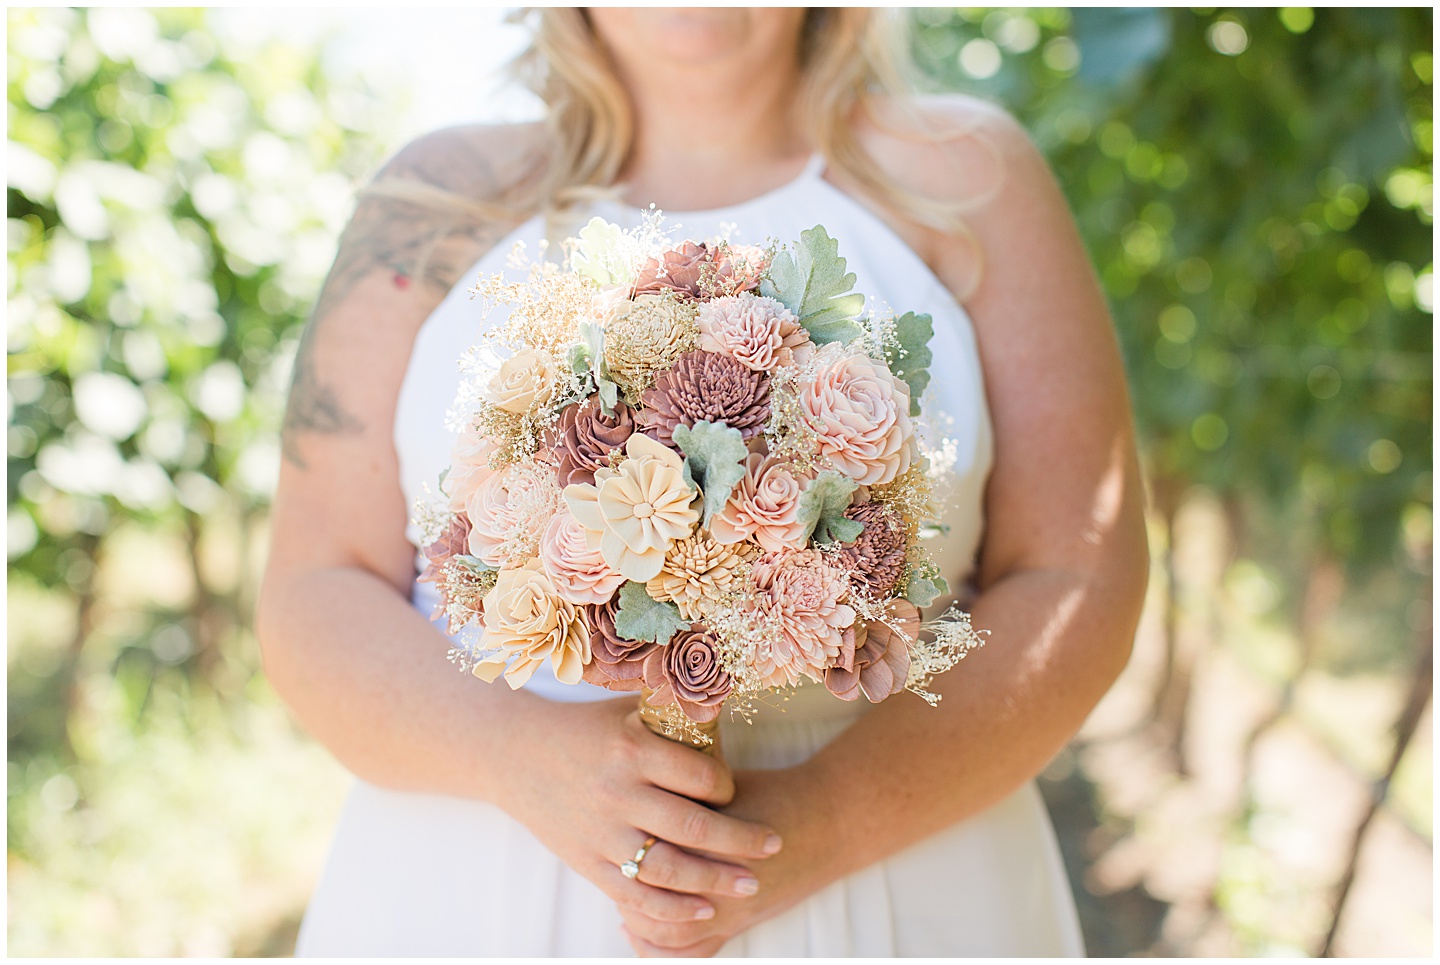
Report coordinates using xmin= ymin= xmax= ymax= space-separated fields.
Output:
xmin=748 ymin=548 xmax=856 ymax=688
xmin=466 ymin=455 xmax=562 ymax=568
xmin=602 ymin=293 xmax=699 ymax=402
xmin=697 ymin=294 xmax=812 ymax=371
xmin=487 ymin=347 xmax=559 ymax=415
xmin=474 ymin=560 xmax=590 ymax=689
xmin=711 ymin=452 xmax=809 ymax=553
xmin=799 ymin=349 xmax=916 ymax=486
xmin=564 ymin=433 xmax=699 ymax=582
xmin=646 ymin=534 xmax=753 ymax=621
xmin=538 ymin=507 xmax=626 ymax=605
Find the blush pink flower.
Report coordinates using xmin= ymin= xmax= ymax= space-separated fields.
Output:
xmin=446 ymin=419 xmax=502 ymax=514
xmin=465 ymin=455 xmax=563 ymax=568
xmin=825 ymin=600 xmax=917 ymax=703
xmin=711 ymin=453 xmax=809 ymax=553
xmin=697 ymin=295 xmax=812 ymax=372
xmin=799 ymin=349 xmax=916 ymax=486
xmin=748 ymin=548 xmax=856 ymax=688
xmin=538 ymin=507 xmax=626 ymax=605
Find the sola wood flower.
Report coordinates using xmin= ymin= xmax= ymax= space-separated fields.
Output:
xmin=563 ymin=432 xmax=699 ymax=583
xmin=486 ymin=347 xmax=559 ymax=415
xmin=474 ymin=560 xmax=590 ymax=689
xmin=643 ymin=624 xmax=734 ymax=722
xmin=634 ymin=241 xmax=764 ymax=301
xmin=602 ymin=293 xmax=698 ymax=402
xmin=538 ymin=507 xmax=626 ymax=605
xmin=639 ymin=350 xmax=771 ymax=448
xmin=836 ymin=500 xmax=909 ymax=598
xmin=698 ymin=294 xmax=811 ymax=372
xmin=580 ymin=597 xmax=653 ymax=691
xmin=419 ymin=513 xmax=472 ymax=587
xmin=554 ymin=397 xmax=635 ymax=487
xmin=748 ymin=548 xmax=856 ymax=688
xmin=712 ymin=452 xmax=810 ymax=553
xmin=799 ymin=349 xmax=916 ymax=486
xmin=465 ymin=455 xmax=563 ymax=568
xmin=446 ymin=420 xmax=502 ymax=514
xmin=825 ymin=600 xmax=917 ymax=703
xmin=646 ymin=534 xmax=752 ymax=621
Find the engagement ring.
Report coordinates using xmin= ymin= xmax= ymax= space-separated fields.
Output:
xmin=620 ymin=835 xmax=658 ymax=880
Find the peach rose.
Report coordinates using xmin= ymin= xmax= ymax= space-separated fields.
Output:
xmin=799 ymin=350 xmax=915 ymax=486
xmin=697 ymin=294 xmax=812 ymax=372
xmin=486 ymin=347 xmax=559 ymax=415
xmin=473 ymin=560 xmax=590 ymax=689
xmin=748 ymin=548 xmax=856 ymax=688
xmin=466 ymin=457 xmax=562 ymax=568
xmin=538 ymin=507 xmax=626 ymax=605
xmin=563 ymin=432 xmax=699 ymax=582
xmin=711 ymin=452 xmax=809 ymax=553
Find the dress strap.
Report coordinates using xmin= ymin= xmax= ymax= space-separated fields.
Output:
xmin=802 ymin=152 xmax=828 ymax=179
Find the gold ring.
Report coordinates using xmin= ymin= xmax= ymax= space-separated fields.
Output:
xmin=620 ymin=835 xmax=659 ymax=880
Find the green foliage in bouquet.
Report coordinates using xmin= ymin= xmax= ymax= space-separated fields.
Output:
xmin=613 ymin=581 xmax=689 ymax=645
xmin=672 ymin=420 xmax=749 ymax=528
xmin=885 ymin=311 xmax=936 ymax=417
xmin=796 ymin=470 xmax=864 ymax=546
xmin=760 ymin=225 xmax=867 ymax=345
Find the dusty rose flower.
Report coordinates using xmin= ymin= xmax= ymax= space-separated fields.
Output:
xmin=697 ymin=294 xmax=812 ymax=372
xmin=446 ymin=420 xmax=502 ymax=514
xmin=581 ymin=597 xmax=653 ymax=692
xmin=554 ymin=397 xmax=635 ymax=487
xmin=642 ymin=624 xmax=733 ymax=723
xmin=465 ymin=456 xmax=562 ymax=568
xmin=419 ymin=513 xmax=472 ymax=586
xmin=538 ymin=507 xmax=626 ymax=605
xmin=799 ymin=349 xmax=916 ymax=486
xmin=487 ymin=347 xmax=559 ymax=415
xmin=602 ymin=293 xmax=698 ymax=402
xmin=711 ymin=452 xmax=809 ymax=553
xmin=835 ymin=500 xmax=909 ymax=598
xmin=748 ymin=548 xmax=856 ymax=688
xmin=646 ymin=534 xmax=752 ymax=621
xmin=473 ymin=561 xmax=590 ymax=689
xmin=825 ymin=600 xmax=917 ymax=703
xmin=638 ymin=350 xmax=771 ymax=448
xmin=633 ymin=241 xmax=762 ymax=301
xmin=563 ymin=432 xmax=699 ymax=582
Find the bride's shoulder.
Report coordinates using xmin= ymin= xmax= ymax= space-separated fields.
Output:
xmin=374 ymin=120 xmax=549 ymax=204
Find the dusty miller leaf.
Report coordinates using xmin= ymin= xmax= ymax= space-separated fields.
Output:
xmin=884 ymin=311 xmax=935 ymax=417
xmin=570 ymin=217 xmax=631 ymax=286
xmin=758 ymin=225 xmax=866 ymax=345
xmin=613 ymin=581 xmax=689 ymax=644
xmin=671 ymin=420 xmax=748 ymax=527
xmin=796 ymin=470 xmax=861 ymax=545
xmin=904 ymin=569 xmax=950 ymax=608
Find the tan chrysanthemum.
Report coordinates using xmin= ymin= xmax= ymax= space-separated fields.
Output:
xmin=647 ymin=534 xmax=753 ymax=621
xmin=602 ymin=292 xmax=699 ymax=403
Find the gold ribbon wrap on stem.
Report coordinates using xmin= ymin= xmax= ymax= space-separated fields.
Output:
xmin=638 ymin=686 xmax=721 ymax=757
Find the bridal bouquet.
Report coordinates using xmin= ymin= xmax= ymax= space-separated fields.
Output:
xmin=415 ymin=215 xmax=985 ymax=748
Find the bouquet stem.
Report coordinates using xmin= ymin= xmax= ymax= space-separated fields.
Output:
xmin=638 ymin=687 xmax=721 ymax=757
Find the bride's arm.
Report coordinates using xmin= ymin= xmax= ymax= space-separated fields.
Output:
xmin=619 ymin=104 xmax=1150 ymax=956
xmin=257 ymin=125 xmax=781 ymax=923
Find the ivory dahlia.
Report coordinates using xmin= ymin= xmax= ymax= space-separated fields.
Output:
xmin=474 ymin=560 xmax=590 ymax=689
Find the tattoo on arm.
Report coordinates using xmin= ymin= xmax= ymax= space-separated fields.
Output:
xmin=280 ymin=131 xmax=540 ymax=469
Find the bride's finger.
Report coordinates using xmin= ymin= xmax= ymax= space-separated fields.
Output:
xmin=634 ymin=839 xmax=760 ymax=898
xmin=598 ymin=862 xmax=716 ymax=922
xmin=634 ymin=785 xmax=781 ymax=860
xmin=622 ymin=922 xmax=726 ymax=958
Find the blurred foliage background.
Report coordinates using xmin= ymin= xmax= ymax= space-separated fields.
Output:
xmin=7 ymin=6 xmax=1432 ymax=957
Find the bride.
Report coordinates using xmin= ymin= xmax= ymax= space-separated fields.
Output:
xmin=257 ymin=8 xmax=1148 ymax=957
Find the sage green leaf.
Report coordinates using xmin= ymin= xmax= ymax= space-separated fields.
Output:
xmin=613 ymin=581 xmax=689 ymax=644
xmin=904 ymin=569 xmax=950 ymax=608
xmin=796 ymin=469 xmax=860 ymax=545
xmin=671 ymin=420 xmax=749 ymax=527
xmin=885 ymin=311 xmax=935 ymax=417
xmin=759 ymin=225 xmax=866 ymax=345
xmin=570 ymin=217 xmax=631 ymax=286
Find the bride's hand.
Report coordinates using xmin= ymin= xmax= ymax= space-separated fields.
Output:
xmin=490 ymin=696 xmax=782 ymax=925
xmin=619 ymin=765 xmax=836 ymax=957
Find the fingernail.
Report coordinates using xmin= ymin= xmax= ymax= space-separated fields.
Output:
xmin=733 ymin=876 xmax=759 ymax=897
xmin=762 ymin=833 xmax=783 ymax=855
xmin=695 ymin=905 xmax=716 ymax=920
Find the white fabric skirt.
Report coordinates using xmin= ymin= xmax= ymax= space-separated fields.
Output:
xmin=295 ymin=683 xmax=1084 ymax=957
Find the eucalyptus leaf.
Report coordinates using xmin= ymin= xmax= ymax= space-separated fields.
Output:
xmin=671 ymin=420 xmax=749 ymax=526
xmin=612 ymin=581 xmax=689 ymax=645
xmin=795 ymin=470 xmax=860 ymax=545
xmin=759 ymin=225 xmax=866 ymax=345
xmin=885 ymin=311 xmax=935 ymax=417
xmin=904 ymin=570 xmax=949 ymax=608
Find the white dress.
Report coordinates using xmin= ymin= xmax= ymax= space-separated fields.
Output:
xmin=295 ymin=156 xmax=1085 ymax=957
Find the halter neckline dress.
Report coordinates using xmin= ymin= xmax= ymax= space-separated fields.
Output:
xmin=294 ymin=154 xmax=1085 ymax=957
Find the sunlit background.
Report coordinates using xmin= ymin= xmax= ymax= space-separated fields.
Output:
xmin=7 ymin=7 xmax=1432 ymax=957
